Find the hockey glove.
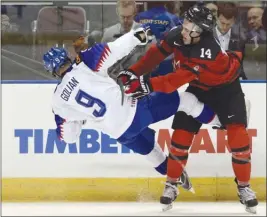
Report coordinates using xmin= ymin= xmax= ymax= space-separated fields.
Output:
xmin=117 ymin=69 xmax=138 ymax=86
xmin=133 ymin=24 xmax=154 ymax=46
xmin=125 ymin=74 xmax=153 ymax=99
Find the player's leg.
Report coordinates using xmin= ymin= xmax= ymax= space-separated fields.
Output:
xmin=215 ymin=80 xmax=257 ymax=213
xmin=118 ymin=126 xmax=193 ymax=190
xmin=116 ymin=91 xmax=180 ymax=140
xmin=146 ymin=91 xmax=220 ymax=126
xmin=178 ymin=91 xmax=220 ymax=125
xmin=160 ymin=112 xmax=202 ymax=211
xmin=119 ymin=91 xmax=220 ymax=141
xmin=117 ymin=127 xmax=167 ymax=175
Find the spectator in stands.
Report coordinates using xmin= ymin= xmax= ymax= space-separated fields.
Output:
xmin=1 ymin=14 xmax=19 ymax=32
xmin=134 ymin=1 xmax=183 ymax=76
xmin=214 ymin=2 xmax=247 ymax=80
xmin=145 ymin=1 xmax=177 ymax=14
xmin=204 ymin=1 xmax=218 ymax=20
xmin=179 ymin=1 xmax=196 ymax=15
xmin=247 ymin=7 xmax=266 ymax=44
xmin=101 ymin=0 xmax=140 ymax=43
xmin=101 ymin=0 xmax=142 ymax=74
xmin=135 ymin=1 xmax=181 ymax=40
xmin=101 ymin=0 xmax=182 ymax=76
xmin=173 ymin=1 xmax=183 ymax=17
xmin=1 ymin=14 xmax=10 ymax=32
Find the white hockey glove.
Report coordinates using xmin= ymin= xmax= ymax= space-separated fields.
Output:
xmin=58 ymin=120 xmax=85 ymax=144
xmin=134 ymin=24 xmax=154 ymax=46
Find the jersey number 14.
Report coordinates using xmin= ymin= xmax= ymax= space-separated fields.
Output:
xmin=200 ymin=48 xmax=212 ymax=59
xmin=75 ymin=90 xmax=106 ymax=118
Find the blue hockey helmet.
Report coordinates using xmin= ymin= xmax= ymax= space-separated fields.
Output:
xmin=43 ymin=47 xmax=71 ymax=77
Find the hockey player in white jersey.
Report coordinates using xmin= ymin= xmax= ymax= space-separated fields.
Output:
xmin=43 ymin=26 xmax=222 ymax=192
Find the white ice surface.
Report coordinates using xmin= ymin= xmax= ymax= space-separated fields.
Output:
xmin=2 ymin=202 xmax=266 ymax=216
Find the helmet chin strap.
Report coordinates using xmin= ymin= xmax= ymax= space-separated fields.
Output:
xmin=188 ymin=24 xmax=202 ymax=45
xmin=187 ymin=31 xmax=197 ymax=45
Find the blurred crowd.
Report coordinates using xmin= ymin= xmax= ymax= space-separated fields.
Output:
xmin=1 ymin=1 xmax=266 ymax=80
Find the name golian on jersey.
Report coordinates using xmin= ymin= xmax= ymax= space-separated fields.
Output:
xmin=52 ymin=30 xmax=142 ymax=141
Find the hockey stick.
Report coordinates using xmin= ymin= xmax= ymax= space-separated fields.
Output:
xmin=117 ymin=78 xmax=125 ymax=106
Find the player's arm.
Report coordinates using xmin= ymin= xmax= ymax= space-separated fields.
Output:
xmin=52 ymin=96 xmax=87 ymax=144
xmin=54 ymin=114 xmax=85 ymax=144
xmin=149 ymin=67 xmax=197 ymax=93
xmin=103 ymin=27 xmax=150 ymax=68
xmin=117 ymin=27 xmax=178 ymax=86
xmin=128 ymin=40 xmax=172 ymax=76
xmin=79 ymin=26 xmax=153 ymax=75
xmin=125 ymin=64 xmax=197 ymax=96
xmin=128 ymin=27 xmax=178 ymax=76
xmin=126 ymin=49 xmax=234 ymax=96
xmin=149 ymin=51 xmax=231 ymax=93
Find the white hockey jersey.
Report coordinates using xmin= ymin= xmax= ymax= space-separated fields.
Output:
xmin=52 ymin=30 xmax=143 ymax=143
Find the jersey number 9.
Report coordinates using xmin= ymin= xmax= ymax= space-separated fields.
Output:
xmin=75 ymin=90 xmax=107 ymax=118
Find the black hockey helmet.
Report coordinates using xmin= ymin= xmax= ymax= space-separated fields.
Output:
xmin=184 ymin=5 xmax=215 ymax=32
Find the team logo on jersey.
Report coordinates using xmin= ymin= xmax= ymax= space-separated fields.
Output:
xmin=173 ymin=41 xmax=181 ymax=46
xmin=139 ymin=19 xmax=169 ymax=26
xmin=173 ymin=60 xmax=180 ymax=69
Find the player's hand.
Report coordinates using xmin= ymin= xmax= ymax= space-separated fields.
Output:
xmin=134 ymin=24 xmax=154 ymax=46
xmin=117 ymin=69 xmax=138 ymax=86
xmin=125 ymin=75 xmax=153 ymax=99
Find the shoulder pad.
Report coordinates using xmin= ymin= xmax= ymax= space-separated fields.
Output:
xmin=164 ymin=25 xmax=183 ymax=47
xmin=79 ymin=43 xmax=111 ymax=71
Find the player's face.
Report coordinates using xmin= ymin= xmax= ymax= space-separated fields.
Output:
xmin=118 ymin=6 xmax=136 ymax=33
xmin=217 ymin=14 xmax=235 ymax=34
xmin=57 ymin=61 xmax=72 ymax=77
xmin=181 ymin=19 xmax=201 ymax=45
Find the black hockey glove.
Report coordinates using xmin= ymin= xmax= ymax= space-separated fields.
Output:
xmin=117 ymin=69 xmax=138 ymax=86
